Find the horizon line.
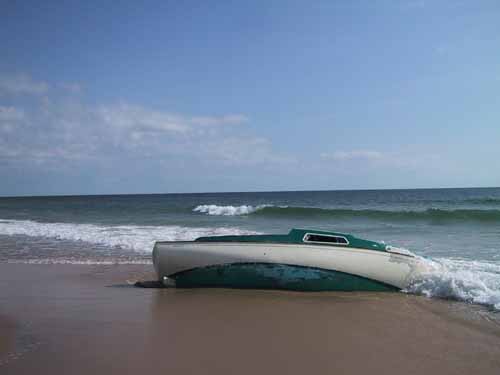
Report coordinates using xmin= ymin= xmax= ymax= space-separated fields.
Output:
xmin=1 ymin=186 xmax=499 ymax=199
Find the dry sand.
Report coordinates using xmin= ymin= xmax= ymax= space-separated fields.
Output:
xmin=1 ymin=263 xmax=500 ymax=374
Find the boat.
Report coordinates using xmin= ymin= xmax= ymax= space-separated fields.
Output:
xmin=152 ymin=228 xmax=423 ymax=291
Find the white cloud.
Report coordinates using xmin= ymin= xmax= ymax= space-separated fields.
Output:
xmin=0 ymin=106 xmax=25 ymax=134
xmin=97 ymin=104 xmax=190 ymax=134
xmin=200 ymin=137 xmax=293 ymax=166
xmin=0 ymin=77 xmax=287 ymax=169
xmin=0 ymin=74 xmax=49 ymax=96
xmin=320 ymin=149 xmax=443 ymax=172
xmin=321 ymin=150 xmax=383 ymax=161
xmin=190 ymin=114 xmax=248 ymax=126
xmin=0 ymin=106 xmax=25 ymax=122
xmin=97 ymin=104 xmax=248 ymax=136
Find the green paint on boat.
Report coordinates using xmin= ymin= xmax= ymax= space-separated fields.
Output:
xmin=195 ymin=228 xmax=387 ymax=252
xmin=172 ymin=263 xmax=398 ymax=292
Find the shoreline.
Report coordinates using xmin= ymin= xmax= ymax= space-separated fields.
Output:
xmin=1 ymin=263 xmax=500 ymax=374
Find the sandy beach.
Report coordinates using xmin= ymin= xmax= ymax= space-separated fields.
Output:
xmin=0 ymin=315 xmax=16 ymax=363
xmin=3 ymin=0 xmax=500 ymax=372
xmin=1 ymin=263 xmax=500 ymax=374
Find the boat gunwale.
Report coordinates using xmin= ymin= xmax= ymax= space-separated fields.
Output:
xmin=153 ymin=240 xmax=415 ymax=258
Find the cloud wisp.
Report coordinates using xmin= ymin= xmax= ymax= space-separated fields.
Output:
xmin=0 ymin=74 xmax=49 ymax=96
xmin=321 ymin=150 xmax=383 ymax=162
xmin=0 ymin=74 xmax=286 ymax=170
xmin=320 ymin=149 xmax=442 ymax=172
xmin=0 ymin=106 xmax=25 ymax=122
xmin=97 ymin=104 xmax=248 ymax=135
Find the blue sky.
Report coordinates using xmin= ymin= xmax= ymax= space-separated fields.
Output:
xmin=1 ymin=0 xmax=499 ymax=195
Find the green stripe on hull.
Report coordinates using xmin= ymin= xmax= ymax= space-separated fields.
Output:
xmin=172 ymin=263 xmax=398 ymax=292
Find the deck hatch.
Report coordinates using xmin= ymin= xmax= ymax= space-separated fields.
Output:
xmin=303 ymin=233 xmax=349 ymax=245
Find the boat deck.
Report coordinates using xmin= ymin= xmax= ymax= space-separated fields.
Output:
xmin=194 ymin=228 xmax=388 ymax=252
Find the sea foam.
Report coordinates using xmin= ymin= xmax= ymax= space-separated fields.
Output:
xmin=193 ymin=204 xmax=271 ymax=216
xmin=406 ymin=257 xmax=500 ymax=311
xmin=0 ymin=219 xmax=258 ymax=254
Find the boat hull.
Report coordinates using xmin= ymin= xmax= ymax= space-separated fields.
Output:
xmin=153 ymin=242 xmax=423 ymax=291
xmin=172 ymin=262 xmax=398 ymax=291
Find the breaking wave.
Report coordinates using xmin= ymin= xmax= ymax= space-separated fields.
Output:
xmin=0 ymin=219 xmax=258 ymax=254
xmin=406 ymin=257 xmax=500 ymax=311
xmin=193 ymin=204 xmax=500 ymax=222
xmin=193 ymin=204 xmax=271 ymax=216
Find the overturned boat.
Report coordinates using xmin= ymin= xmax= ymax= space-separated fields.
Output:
xmin=153 ymin=228 xmax=423 ymax=291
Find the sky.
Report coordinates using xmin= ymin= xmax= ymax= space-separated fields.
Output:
xmin=1 ymin=0 xmax=499 ymax=196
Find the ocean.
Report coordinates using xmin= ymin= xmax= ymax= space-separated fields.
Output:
xmin=1 ymin=187 xmax=500 ymax=310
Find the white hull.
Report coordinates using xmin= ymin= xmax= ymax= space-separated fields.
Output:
xmin=153 ymin=241 xmax=424 ymax=289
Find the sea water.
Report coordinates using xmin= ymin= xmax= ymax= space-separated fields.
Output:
xmin=1 ymin=188 xmax=499 ymax=310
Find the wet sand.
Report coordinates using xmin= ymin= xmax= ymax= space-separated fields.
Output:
xmin=0 ymin=315 xmax=16 ymax=362
xmin=1 ymin=263 xmax=500 ymax=374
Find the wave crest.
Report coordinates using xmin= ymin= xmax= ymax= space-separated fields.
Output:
xmin=0 ymin=219 xmax=258 ymax=253
xmin=192 ymin=204 xmax=500 ymax=222
xmin=193 ymin=204 xmax=271 ymax=216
